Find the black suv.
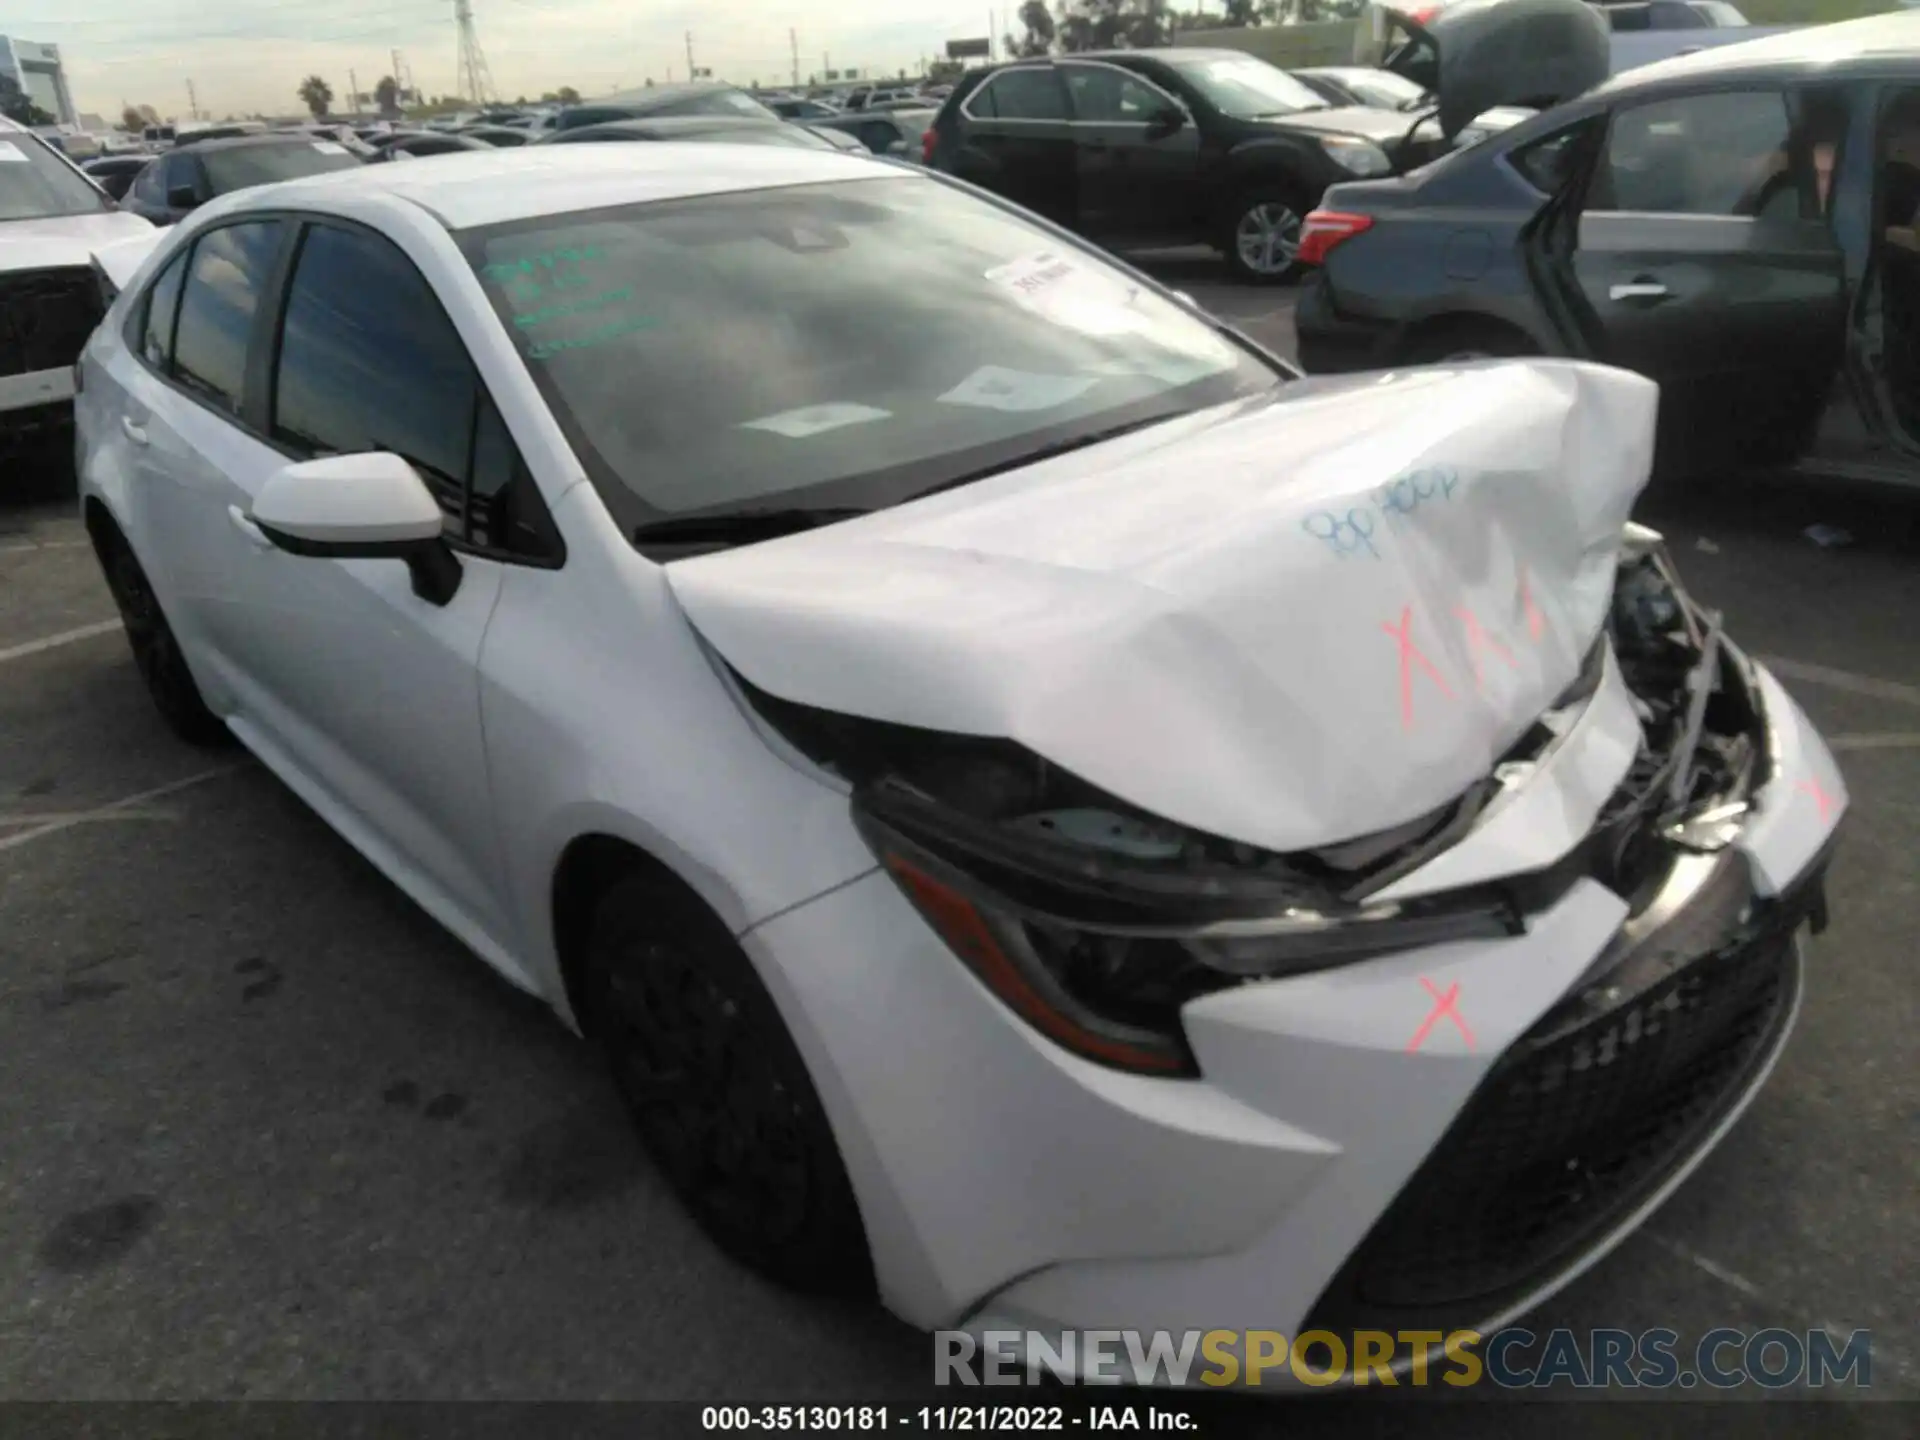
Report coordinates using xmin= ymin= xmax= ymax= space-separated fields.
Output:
xmin=926 ymin=2 xmax=1609 ymax=282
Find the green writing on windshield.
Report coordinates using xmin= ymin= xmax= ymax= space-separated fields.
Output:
xmin=513 ymin=286 xmax=635 ymax=330
xmin=482 ymin=245 xmax=605 ymax=286
xmin=528 ymin=312 xmax=660 ymax=361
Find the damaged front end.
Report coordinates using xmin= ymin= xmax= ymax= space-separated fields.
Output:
xmin=736 ymin=524 xmax=1822 ymax=1078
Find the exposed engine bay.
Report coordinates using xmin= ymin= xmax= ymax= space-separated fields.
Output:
xmin=736 ymin=527 xmax=1771 ymax=1072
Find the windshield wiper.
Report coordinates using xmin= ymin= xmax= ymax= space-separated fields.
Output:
xmin=911 ymin=411 xmax=1195 ymax=503
xmin=632 ymin=506 xmax=868 ymax=553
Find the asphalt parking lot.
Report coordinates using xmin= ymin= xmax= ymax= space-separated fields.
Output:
xmin=1 ymin=274 xmax=1914 ymax=1431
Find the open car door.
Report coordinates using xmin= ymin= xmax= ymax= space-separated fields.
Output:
xmin=1376 ymin=0 xmax=1611 ymax=142
xmin=1535 ymin=87 xmax=1848 ymax=475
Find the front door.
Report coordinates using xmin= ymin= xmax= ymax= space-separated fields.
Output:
xmin=134 ymin=213 xmax=518 ymax=949
xmin=1060 ymin=61 xmax=1203 ymax=244
xmin=1565 ymin=87 xmax=1848 ymax=473
xmin=951 ymin=65 xmax=1078 ymax=229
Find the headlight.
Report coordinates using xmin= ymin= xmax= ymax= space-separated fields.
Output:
xmin=855 ymin=778 xmax=1526 ymax=1077
xmin=1319 ymin=135 xmax=1392 ymax=177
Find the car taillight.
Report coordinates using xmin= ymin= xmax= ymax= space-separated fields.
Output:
xmin=1407 ymin=3 xmax=1443 ymax=21
xmin=921 ymin=127 xmax=936 ymax=164
xmin=1296 ymin=210 xmax=1374 ymax=267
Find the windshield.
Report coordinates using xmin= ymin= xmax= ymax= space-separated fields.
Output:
xmin=459 ymin=177 xmax=1279 ymax=528
xmin=0 ymin=129 xmax=113 ymax=221
xmin=1341 ymin=70 xmax=1429 ymax=111
xmin=1167 ymin=55 xmax=1329 ymax=118
xmin=202 ymin=141 xmax=363 ymax=194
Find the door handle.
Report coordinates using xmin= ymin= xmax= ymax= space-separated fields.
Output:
xmin=1609 ymin=280 xmax=1671 ymax=304
xmin=226 ymin=505 xmax=273 ymax=551
xmin=119 ymin=415 xmax=148 ymax=446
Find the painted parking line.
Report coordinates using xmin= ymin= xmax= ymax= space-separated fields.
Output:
xmin=0 ymin=618 xmax=122 ymax=667
xmin=1759 ymin=655 xmax=1920 ymax=711
xmin=0 ymin=538 xmax=89 ymax=555
xmin=0 ymin=765 xmax=245 ymax=855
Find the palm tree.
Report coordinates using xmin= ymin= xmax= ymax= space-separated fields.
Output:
xmin=297 ymin=75 xmax=334 ymax=119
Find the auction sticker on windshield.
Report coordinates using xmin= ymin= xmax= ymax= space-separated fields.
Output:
xmin=741 ymin=402 xmax=892 ymax=439
xmin=988 ymin=248 xmax=1149 ymax=339
xmin=940 ymin=365 xmax=1100 ymax=413
xmin=0 ymin=142 xmax=27 ymax=163
xmin=312 ymin=141 xmax=348 ymax=155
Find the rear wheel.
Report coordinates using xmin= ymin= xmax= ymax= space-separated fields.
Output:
xmin=93 ymin=523 xmax=229 ymax=747
xmin=581 ymin=872 xmax=871 ymax=1294
xmin=1224 ymin=186 xmax=1311 ymax=285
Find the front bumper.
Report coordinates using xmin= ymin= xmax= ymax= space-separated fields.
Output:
xmin=743 ymin=660 xmax=1843 ymax=1361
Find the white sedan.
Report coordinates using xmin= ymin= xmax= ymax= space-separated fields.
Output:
xmin=75 ymin=144 xmax=1845 ymax=1372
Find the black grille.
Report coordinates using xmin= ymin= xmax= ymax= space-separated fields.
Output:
xmin=1305 ymin=895 xmax=1807 ymax=1334
xmin=0 ymin=267 xmax=102 ymax=379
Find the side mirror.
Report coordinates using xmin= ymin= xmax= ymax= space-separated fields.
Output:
xmin=249 ymin=453 xmax=462 ymax=605
xmin=166 ymin=183 xmax=199 ymax=209
xmin=1146 ymin=107 xmax=1187 ymax=138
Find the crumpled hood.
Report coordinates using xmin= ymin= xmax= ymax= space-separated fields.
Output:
xmin=0 ymin=210 xmax=154 ymax=277
xmin=669 ymin=360 xmax=1658 ymax=853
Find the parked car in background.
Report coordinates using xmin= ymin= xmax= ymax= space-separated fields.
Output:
xmin=83 ymin=153 xmax=152 ymax=201
xmin=366 ymin=131 xmax=494 ymax=162
xmin=1293 ymin=63 xmax=1536 ymax=155
xmin=1597 ymin=0 xmax=1799 ymax=73
xmin=536 ymin=116 xmax=844 ymax=152
xmin=810 ymin=107 xmax=938 ymax=161
xmin=550 ymin=83 xmax=780 ymax=133
xmin=930 ymin=3 xmax=1605 ymax=282
xmin=842 ymin=85 xmax=923 ymax=112
xmin=1296 ymin=14 xmax=1920 ymax=488
xmin=458 ymin=124 xmax=532 ymax=148
xmin=71 ymin=142 xmax=1846 ymax=1370
xmin=766 ymin=95 xmax=841 ymax=120
xmin=120 ymin=133 xmax=365 ymax=226
xmin=1 ymin=117 xmax=152 ymax=482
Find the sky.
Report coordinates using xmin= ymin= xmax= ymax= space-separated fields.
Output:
xmin=6 ymin=0 xmax=1016 ymax=121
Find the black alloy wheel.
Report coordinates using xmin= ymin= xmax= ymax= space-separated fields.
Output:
xmin=95 ymin=527 xmax=229 ymax=746
xmin=582 ymin=874 xmax=871 ymax=1293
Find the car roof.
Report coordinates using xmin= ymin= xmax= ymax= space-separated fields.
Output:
xmin=1593 ymin=12 xmax=1920 ymax=95
xmin=583 ymin=79 xmax=747 ymax=110
xmin=572 ymin=114 xmax=787 ymax=135
xmin=175 ymin=133 xmax=338 ymax=153
xmin=202 ymin=142 xmax=886 ymax=229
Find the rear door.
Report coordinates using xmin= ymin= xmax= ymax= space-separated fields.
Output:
xmin=1565 ymin=87 xmax=1846 ymax=471
xmin=948 ymin=66 xmax=1077 ymax=228
xmin=1060 ymin=60 xmax=1203 ymax=244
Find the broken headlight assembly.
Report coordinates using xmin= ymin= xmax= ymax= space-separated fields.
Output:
xmin=851 ymin=779 xmax=1529 ymax=1075
xmin=729 ymin=525 xmax=1772 ymax=1078
xmin=740 ymin=680 xmax=1538 ymax=1076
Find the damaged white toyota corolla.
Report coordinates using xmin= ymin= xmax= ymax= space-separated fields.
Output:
xmin=76 ymin=146 xmax=1845 ymax=1370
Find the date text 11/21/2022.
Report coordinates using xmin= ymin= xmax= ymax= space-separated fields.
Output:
xmin=700 ymin=1407 xmax=1194 ymax=1432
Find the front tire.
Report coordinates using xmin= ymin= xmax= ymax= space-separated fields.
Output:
xmin=94 ymin=525 xmax=229 ymax=747
xmin=1224 ymin=186 xmax=1311 ymax=284
xmin=581 ymin=873 xmax=871 ymax=1294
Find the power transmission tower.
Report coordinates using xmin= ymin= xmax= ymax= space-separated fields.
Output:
xmin=790 ymin=29 xmax=799 ymax=88
xmin=454 ymin=0 xmax=497 ymax=105
xmin=184 ymin=78 xmax=199 ymax=121
xmin=685 ymin=31 xmax=696 ymax=79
